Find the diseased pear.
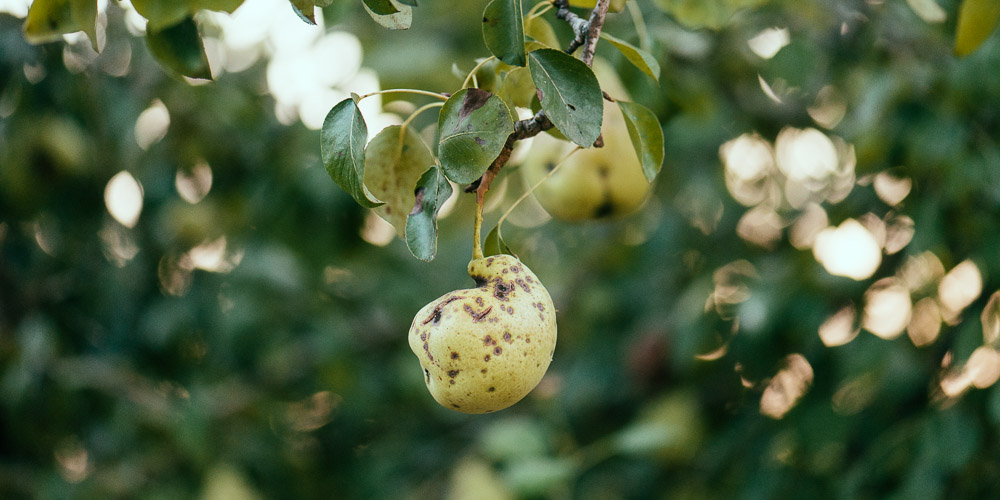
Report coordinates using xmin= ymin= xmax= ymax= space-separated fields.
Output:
xmin=408 ymin=255 xmax=557 ymax=414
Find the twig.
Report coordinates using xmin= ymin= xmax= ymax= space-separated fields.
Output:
xmin=580 ymin=0 xmax=610 ymax=65
xmin=465 ymin=0 xmax=611 ymax=195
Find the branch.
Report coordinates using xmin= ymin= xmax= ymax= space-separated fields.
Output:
xmin=465 ymin=0 xmax=611 ymax=195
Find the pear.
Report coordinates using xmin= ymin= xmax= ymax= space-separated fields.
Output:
xmin=521 ymin=58 xmax=652 ymax=221
xmin=521 ymin=101 xmax=651 ymax=221
xmin=408 ymin=254 xmax=557 ymax=413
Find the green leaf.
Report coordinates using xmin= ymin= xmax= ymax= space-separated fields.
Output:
xmin=406 ymin=165 xmax=453 ymax=261
xmin=145 ymin=17 xmax=212 ymax=80
xmin=192 ymin=0 xmax=243 ymax=12
xmin=131 ymin=0 xmax=189 ymax=31
xmin=496 ymin=66 xmax=535 ymax=114
xmin=321 ymin=98 xmax=383 ymax=208
xmin=524 ymin=15 xmax=560 ymax=49
xmin=652 ymin=0 xmax=766 ymax=30
xmin=527 ymin=49 xmax=603 ymax=147
xmin=599 ymin=32 xmax=660 ymax=83
xmin=363 ymin=0 xmax=399 ymax=14
xmin=484 ymin=224 xmax=514 ymax=257
xmin=955 ymin=0 xmax=1000 ymax=57
xmin=363 ymin=0 xmax=412 ymax=29
xmin=569 ymin=0 xmax=625 ymax=12
xmin=289 ymin=0 xmax=317 ymax=24
xmin=364 ymin=125 xmax=435 ymax=237
xmin=437 ymin=88 xmax=514 ymax=184
xmin=396 ymin=0 xmax=418 ymax=5
xmin=617 ymin=101 xmax=664 ymax=182
xmin=482 ymin=0 xmax=526 ymax=67
xmin=23 ymin=0 xmax=99 ymax=51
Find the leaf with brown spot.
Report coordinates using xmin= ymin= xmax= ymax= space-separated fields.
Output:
xmin=405 ymin=164 xmax=453 ymax=261
xmin=437 ymin=89 xmax=514 ymax=183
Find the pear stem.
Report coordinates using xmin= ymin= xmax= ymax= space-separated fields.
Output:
xmin=357 ymin=89 xmax=450 ymax=102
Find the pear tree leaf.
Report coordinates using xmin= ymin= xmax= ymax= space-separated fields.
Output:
xmin=145 ymin=17 xmax=212 ymax=80
xmin=496 ymin=66 xmax=535 ymax=114
xmin=569 ymin=0 xmax=626 ymax=12
xmin=289 ymin=0 xmax=317 ymax=24
xmin=652 ymin=0 xmax=766 ymax=30
xmin=192 ymin=0 xmax=243 ymax=12
xmin=364 ymin=125 xmax=436 ymax=237
xmin=954 ymin=0 xmax=1000 ymax=57
xmin=132 ymin=0 xmax=242 ymax=30
xmin=524 ymin=15 xmax=560 ymax=49
xmin=527 ymin=49 xmax=603 ymax=147
xmin=315 ymin=0 xmax=334 ymax=6
xmin=321 ymin=98 xmax=383 ymax=208
xmin=363 ymin=0 xmax=398 ymax=14
xmin=23 ymin=0 xmax=99 ymax=51
xmin=484 ymin=224 xmax=514 ymax=257
xmin=406 ymin=165 xmax=453 ymax=261
xmin=131 ymin=0 xmax=189 ymax=30
xmin=437 ymin=88 xmax=514 ymax=184
xmin=599 ymin=32 xmax=661 ymax=83
xmin=482 ymin=0 xmax=526 ymax=67
xmin=396 ymin=0 xmax=418 ymax=5
xmin=617 ymin=101 xmax=664 ymax=182
xmin=363 ymin=0 xmax=412 ymax=29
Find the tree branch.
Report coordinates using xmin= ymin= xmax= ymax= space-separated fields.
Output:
xmin=465 ymin=0 xmax=612 ymax=196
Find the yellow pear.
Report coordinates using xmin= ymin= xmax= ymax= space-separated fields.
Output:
xmin=408 ymin=254 xmax=557 ymax=413
xmin=521 ymin=101 xmax=651 ymax=221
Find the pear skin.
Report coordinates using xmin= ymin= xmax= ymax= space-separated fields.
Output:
xmin=408 ymin=255 xmax=557 ymax=413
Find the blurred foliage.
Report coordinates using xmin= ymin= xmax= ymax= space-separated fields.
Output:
xmin=3 ymin=0 xmax=1000 ymax=499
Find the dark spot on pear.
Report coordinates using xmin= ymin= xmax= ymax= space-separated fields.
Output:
xmin=494 ymin=347 xmax=503 ymax=355
xmin=503 ymin=332 xmax=512 ymax=342
xmin=481 ymin=368 xmax=487 ymax=373
xmin=476 ymin=297 xmax=484 ymax=306
xmin=484 ymin=354 xmax=491 ymax=362
xmin=488 ymin=387 xmax=495 ymax=392
xmin=448 ymin=370 xmax=459 ymax=378
xmin=484 ymin=335 xmax=492 ymax=346
xmin=594 ymin=199 xmax=615 ymax=218
xmin=451 ymin=352 xmax=459 ymax=359
xmin=423 ymin=369 xmax=430 ymax=383
xmin=452 ymin=403 xmax=461 ymax=408
xmin=449 ymin=380 xmax=455 ymax=385
xmin=517 ymin=279 xmax=530 ymax=292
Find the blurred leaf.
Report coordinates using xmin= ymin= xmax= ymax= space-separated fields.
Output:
xmin=483 ymin=0 xmax=526 ymax=67
xmin=133 ymin=0 xmax=242 ymax=30
xmin=954 ymin=0 xmax=1000 ymax=56
xmin=569 ymin=0 xmax=626 ymax=12
xmin=145 ymin=17 xmax=212 ymax=80
xmin=364 ymin=125 xmax=435 ymax=237
xmin=599 ymin=32 xmax=660 ymax=82
xmin=396 ymin=0 xmax=418 ymax=5
xmin=527 ymin=49 xmax=603 ymax=147
xmin=496 ymin=66 xmax=535 ymax=114
xmin=524 ymin=15 xmax=559 ymax=48
xmin=437 ymin=88 xmax=514 ymax=184
xmin=652 ymin=0 xmax=766 ymax=30
xmin=131 ymin=0 xmax=188 ymax=30
xmin=321 ymin=98 xmax=383 ymax=208
xmin=448 ymin=457 xmax=512 ymax=500
xmin=23 ymin=0 xmax=98 ymax=51
xmin=484 ymin=224 xmax=513 ymax=257
xmin=503 ymin=457 xmax=575 ymax=497
xmin=479 ymin=417 xmax=547 ymax=460
xmin=405 ymin=164 xmax=453 ymax=261
xmin=363 ymin=0 xmax=412 ymax=29
xmin=613 ymin=391 xmax=703 ymax=462
xmin=289 ymin=0 xmax=318 ymax=24
xmin=617 ymin=100 xmax=664 ymax=182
